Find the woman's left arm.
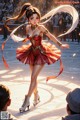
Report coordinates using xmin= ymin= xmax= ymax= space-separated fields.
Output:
xmin=40 ymin=25 xmax=69 ymax=49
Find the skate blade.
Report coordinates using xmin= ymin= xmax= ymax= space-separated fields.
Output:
xmin=19 ymin=107 xmax=30 ymax=113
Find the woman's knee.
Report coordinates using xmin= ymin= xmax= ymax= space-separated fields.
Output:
xmin=31 ymin=75 xmax=37 ymax=81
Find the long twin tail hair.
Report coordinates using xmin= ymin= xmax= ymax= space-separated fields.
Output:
xmin=5 ymin=4 xmax=79 ymax=40
xmin=10 ymin=4 xmax=79 ymax=43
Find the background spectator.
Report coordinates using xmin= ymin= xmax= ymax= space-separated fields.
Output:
xmin=62 ymin=88 xmax=80 ymax=120
xmin=0 ymin=84 xmax=17 ymax=120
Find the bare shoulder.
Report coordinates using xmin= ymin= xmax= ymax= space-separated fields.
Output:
xmin=26 ymin=24 xmax=31 ymax=30
xmin=38 ymin=24 xmax=49 ymax=34
xmin=38 ymin=24 xmax=47 ymax=32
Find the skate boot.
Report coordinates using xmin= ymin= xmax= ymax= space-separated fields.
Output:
xmin=19 ymin=95 xmax=30 ymax=113
xmin=33 ymin=92 xmax=40 ymax=106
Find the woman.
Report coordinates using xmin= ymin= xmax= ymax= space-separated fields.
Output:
xmin=3 ymin=3 xmax=78 ymax=112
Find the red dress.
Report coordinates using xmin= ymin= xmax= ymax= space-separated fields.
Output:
xmin=16 ymin=35 xmax=63 ymax=81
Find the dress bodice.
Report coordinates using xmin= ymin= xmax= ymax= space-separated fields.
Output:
xmin=27 ymin=35 xmax=42 ymax=47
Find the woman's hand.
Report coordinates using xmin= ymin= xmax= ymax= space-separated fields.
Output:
xmin=61 ymin=44 xmax=69 ymax=49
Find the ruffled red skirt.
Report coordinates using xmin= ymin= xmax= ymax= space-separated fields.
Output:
xmin=16 ymin=42 xmax=61 ymax=65
xmin=16 ymin=42 xmax=63 ymax=81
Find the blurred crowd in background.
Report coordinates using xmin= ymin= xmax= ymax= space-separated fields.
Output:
xmin=0 ymin=0 xmax=80 ymax=42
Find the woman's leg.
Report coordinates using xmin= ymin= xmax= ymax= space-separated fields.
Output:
xmin=19 ymin=64 xmax=44 ymax=112
xmin=29 ymin=65 xmax=38 ymax=94
xmin=28 ymin=64 xmax=44 ymax=97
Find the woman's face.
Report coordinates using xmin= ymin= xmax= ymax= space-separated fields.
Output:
xmin=29 ymin=13 xmax=40 ymax=26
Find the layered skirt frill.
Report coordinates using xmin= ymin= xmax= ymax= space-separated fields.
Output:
xmin=16 ymin=42 xmax=63 ymax=81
